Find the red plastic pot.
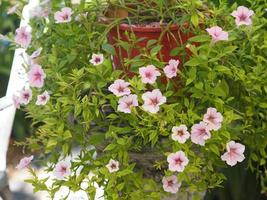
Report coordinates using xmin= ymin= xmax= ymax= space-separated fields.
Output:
xmin=107 ymin=24 xmax=193 ymax=71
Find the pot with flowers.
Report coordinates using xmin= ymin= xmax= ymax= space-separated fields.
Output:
xmin=104 ymin=0 xmax=206 ymax=73
xmin=2 ymin=0 xmax=267 ymax=200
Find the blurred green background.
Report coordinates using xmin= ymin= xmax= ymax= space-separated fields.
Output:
xmin=0 ymin=1 xmax=265 ymax=200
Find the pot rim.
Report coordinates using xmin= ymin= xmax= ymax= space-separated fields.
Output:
xmin=118 ymin=23 xmax=180 ymax=33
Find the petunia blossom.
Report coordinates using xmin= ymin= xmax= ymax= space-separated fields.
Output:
xmin=171 ymin=125 xmax=190 ymax=144
xmin=117 ymin=94 xmax=138 ymax=113
xmin=19 ymin=88 xmax=32 ymax=105
xmin=14 ymin=26 xmax=32 ymax=48
xmin=162 ymin=175 xmax=181 ymax=194
xmin=16 ymin=155 xmax=34 ymax=169
xmin=191 ymin=122 xmax=211 ymax=146
xmin=54 ymin=7 xmax=73 ymax=23
xmin=221 ymin=141 xmax=245 ymax=166
xmin=139 ymin=65 xmax=161 ymax=84
xmin=7 ymin=4 xmax=18 ymax=15
xmin=231 ymin=6 xmax=254 ymax=26
xmin=163 ymin=59 xmax=180 ymax=79
xmin=167 ymin=151 xmax=189 ymax=172
xmin=71 ymin=0 xmax=81 ymax=4
xmin=106 ymin=159 xmax=119 ymax=173
xmin=54 ymin=161 xmax=71 ymax=180
xmin=142 ymin=89 xmax=166 ymax=114
xmin=90 ymin=53 xmax=104 ymax=66
xmin=108 ymin=79 xmax=131 ymax=97
xmin=13 ymin=94 xmax=21 ymax=109
xmin=30 ymin=5 xmax=50 ymax=19
xmin=36 ymin=91 xmax=50 ymax=106
xmin=203 ymin=107 xmax=223 ymax=131
xmin=28 ymin=64 xmax=46 ymax=88
xmin=206 ymin=26 xmax=229 ymax=43
xmin=30 ymin=47 xmax=42 ymax=59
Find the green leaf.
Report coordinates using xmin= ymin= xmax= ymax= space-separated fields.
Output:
xmin=117 ymin=169 xmax=132 ymax=177
xmin=89 ymin=133 xmax=105 ymax=145
xmin=191 ymin=13 xmax=199 ymax=27
xmin=189 ymin=35 xmax=210 ymax=43
xmin=185 ymin=57 xmax=204 ymax=67
xmin=150 ymin=45 xmax=162 ymax=56
xmin=102 ymin=43 xmax=116 ymax=55
xmin=47 ymin=139 xmax=57 ymax=148
xmin=104 ymin=143 xmax=117 ymax=151
xmin=63 ymin=130 xmax=72 ymax=140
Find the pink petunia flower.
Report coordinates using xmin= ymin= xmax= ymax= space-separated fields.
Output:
xmin=28 ymin=64 xmax=46 ymax=88
xmin=162 ymin=175 xmax=181 ymax=194
xmin=139 ymin=65 xmax=161 ymax=84
xmin=191 ymin=122 xmax=211 ymax=146
xmin=71 ymin=0 xmax=81 ymax=4
xmin=54 ymin=161 xmax=71 ymax=180
xmin=206 ymin=26 xmax=229 ymax=43
xmin=54 ymin=7 xmax=73 ymax=23
xmin=16 ymin=155 xmax=34 ymax=169
xmin=7 ymin=4 xmax=18 ymax=15
xmin=142 ymin=89 xmax=166 ymax=114
xmin=167 ymin=151 xmax=189 ymax=172
xmin=19 ymin=88 xmax=32 ymax=105
xmin=14 ymin=26 xmax=32 ymax=48
xmin=106 ymin=159 xmax=119 ymax=173
xmin=30 ymin=5 xmax=50 ymax=19
xmin=203 ymin=107 xmax=223 ymax=131
xmin=231 ymin=6 xmax=254 ymax=26
xmin=90 ymin=53 xmax=104 ymax=66
xmin=108 ymin=79 xmax=131 ymax=97
xmin=163 ymin=59 xmax=180 ymax=79
xmin=221 ymin=141 xmax=245 ymax=166
xmin=30 ymin=48 xmax=42 ymax=59
xmin=118 ymin=94 xmax=138 ymax=113
xmin=36 ymin=91 xmax=50 ymax=106
xmin=171 ymin=125 xmax=190 ymax=144
xmin=13 ymin=94 xmax=21 ymax=109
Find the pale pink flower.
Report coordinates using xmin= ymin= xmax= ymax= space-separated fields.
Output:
xmin=171 ymin=125 xmax=190 ymax=144
xmin=75 ymin=12 xmax=88 ymax=21
xmin=221 ymin=141 xmax=245 ymax=166
xmin=19 ymin=88 xmax=32 ymax=105
xmin=71 ymin=0 xmax=81 ymax=4
xmin=163 ymin=59 xmax=180 ymax=79
xmin=206 ymin=26 xmax=229 ymax=43
xmin=36 ymin=91 xmax=50 ymax=106
xmin=139 ymin=65 xmax=161 ymax=84
xmin=16 ymin=155 xmax=34 ymax=169
xmin=13 ymin=95 xmax=21 ymax=109
xmin=118 ymin=94 xmax=138 ymax=113
xmin=14 ymin=26 xmax=32 ymax=48
xmin=191 ymin=122 xmax=211 ymax=146
xmin=54 ymin=161 xmax=71 ymax=180
xmin=106 ymin=159 xmax=119 ymax=173
xmin=90 ymin=53 xmax=104 ymax=66
xmin=167 ymin=151 xmax=189 ymax=172
xmin=54 ymin=7 xmax=73 ymax=23
xmin=30 ymin=48 xmax=42 ymax=59
xmin=108 ymin=79 xmax=131 ymax=97
xmin=0 ymin=34 xmax=8 ymax=41
xmin=7 ymin=4 xmax=18 ymax=15
xmin=142 ymin=89 xmax=166 ymax=114
xmin=203 ymin=107 xmax=223 ymax=131
xmin=28 ymin=64 xmax=46 ymax=88
xmin=231 ymin=6 xmax=254 ymax=26
xmin=162 ymin=175 xmax=181 ymax=194
xmin=30 ymin=5 xmax=50 ymax=19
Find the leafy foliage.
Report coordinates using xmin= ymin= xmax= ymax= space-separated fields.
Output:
xmin=5 ymin=0 xmax=267 ymax=199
